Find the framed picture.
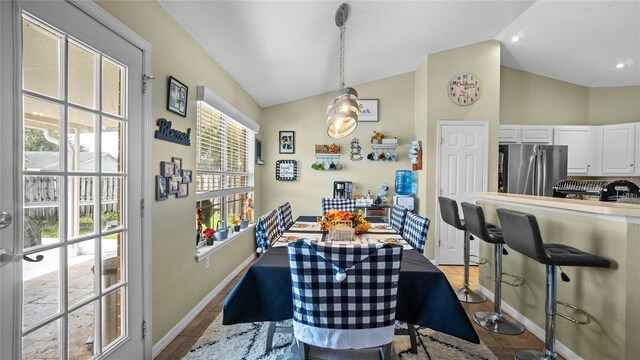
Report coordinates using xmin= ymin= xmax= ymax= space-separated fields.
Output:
xmin=172 ymin=157 xmax=182 ymax=176
xmin=181 ymin=169 xmax=192 ymax=183
xmin=276 ymin=160 xmax=298 ymax=181
xmin=160 ymin=161 xmax=175 ymax=176
xmin=279 ymin=131 xmax=295 ymax=154
xmin=176 ymin=183 xmax=189 ymax=198
xmin=156 ymin=176 xmax=168 ymax=201
xmin=357 ymin=99 xmax=379 ymax=122
xmin=167 ymin=76 xmax=188 ymax=117
xmin=168 ymin=179 xmax=179 ymax=194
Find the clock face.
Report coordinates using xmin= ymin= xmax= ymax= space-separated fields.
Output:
xmin=448 ymin=72 xmax=480 ymax=105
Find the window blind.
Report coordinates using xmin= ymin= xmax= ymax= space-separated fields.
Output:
xmin=196 ymin=101 xmax=254 ymax=200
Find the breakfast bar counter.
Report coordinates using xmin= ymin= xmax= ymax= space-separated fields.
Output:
xmin=475 ymin=192 xmax=639 ymax=360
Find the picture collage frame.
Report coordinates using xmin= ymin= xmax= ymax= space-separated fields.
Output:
xmin=156 ymin=157 xmax=192 ymax=200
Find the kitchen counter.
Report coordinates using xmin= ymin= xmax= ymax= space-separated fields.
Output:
xmin=476 ymin=192 xmax=640 ymax=217
xmin=475 ymin=192 xmax=639 ymax=360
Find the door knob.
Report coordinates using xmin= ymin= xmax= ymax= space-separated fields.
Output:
xmin=0 ymin=248 xmax=44 ymax=265
xmin=0 ymin=211 xmax=12 ymax=229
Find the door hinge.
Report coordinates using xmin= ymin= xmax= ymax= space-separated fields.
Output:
xmin=438 ymin=239 xmax=441 ymax=247
xmin=142 ymin=74 xmax=155 ymax=94
xmin=140 ymin=199 xmax=146 ymax=217
xmin=142 ymin=320 xmax=146 ymax=339
xmin=439 ymin=188 xmax=443 ymax=196
xmin=440 ymin=137 xmax=444 ymax=145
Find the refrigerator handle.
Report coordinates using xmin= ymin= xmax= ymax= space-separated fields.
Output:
xmin=536 ymin=149 xmax=546 ymax=196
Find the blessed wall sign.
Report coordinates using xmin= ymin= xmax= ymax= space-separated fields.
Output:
xmin=154 ymin=118 xmax=191 ymax=146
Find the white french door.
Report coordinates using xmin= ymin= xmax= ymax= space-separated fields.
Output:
xmin=436 ymin=121 xmax=488 ymax=265
xmin=1 ymin=1 xmax=146 ymax=359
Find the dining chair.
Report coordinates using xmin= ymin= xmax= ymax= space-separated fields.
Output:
xmin=401 ymin=212 xmax=430 ymax=254
xmin=277 ymin=202 xmax=294 ymax=233
xmin=255 ymin=209 xmax=281 ymax=253
xmin=390 ymin=204 xmax=408 ymax=233
xmin=287 ymin=240 xmax=403 ymax=360
xmin=321 ymin=198 xmax=357 ymax=214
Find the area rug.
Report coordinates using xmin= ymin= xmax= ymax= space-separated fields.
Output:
xmin=182 ymin=314 xmax=496 ymax=360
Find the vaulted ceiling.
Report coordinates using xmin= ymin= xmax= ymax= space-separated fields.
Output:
xmin=158 ymin=1 xmax=640 ymax=107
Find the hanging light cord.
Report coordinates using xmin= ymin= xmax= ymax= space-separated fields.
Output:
xmin=339 ymin=23 xmax=346 ymax=89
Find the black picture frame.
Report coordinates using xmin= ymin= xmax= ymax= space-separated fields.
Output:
xmin=171 ymin=157 xmax=182 ymax=176
xmin=160 ymin=161 xmax=175 ymax=176
xmin=167 ymin=76 xmax=188 ymax=117
xmin=181 ymin=169 xmax=192 ymax=183
xmin=156 ymin=175 xmax=168 ymax=201
xmin=279 ymin=131 xmax=295 ymax=154
xmin=168 ymin=179 xmax=179 ymax=194
xmin=275 ymin=160 xmax=298 ymax=181
xmin=176 ymin=183 xmax=189 ymax=198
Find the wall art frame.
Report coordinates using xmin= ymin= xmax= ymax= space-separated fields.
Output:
xmin=279 ymin=130 xmax=295 ymax=154
xmin=275 ymin=160 xmax=298 ymax=181
xmin=357 ymin=99 xmax=379 ymax=122
xmin=167 ymin=76 xmax=188 ymax=117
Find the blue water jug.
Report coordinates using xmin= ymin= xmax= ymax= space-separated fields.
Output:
xmin=395 ymin=170 xmax=412 ymax=195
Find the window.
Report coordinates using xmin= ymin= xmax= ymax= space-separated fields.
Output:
xmin=196 ymin=100 xmax=255 ymax=237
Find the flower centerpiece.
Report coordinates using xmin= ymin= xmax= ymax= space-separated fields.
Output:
xmin=318 ymin=209 xmax=371 ymax=234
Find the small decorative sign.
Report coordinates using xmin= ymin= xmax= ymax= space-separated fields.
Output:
xmin=154 ymin=118 xmax=191 ymax=146
xmin=358 ymin=99 xmax=379 ymax=122
xmin=279 ymin=131 xmax=295 ymax=154
xmin=276 ymin=160 xmax=298 ymax=181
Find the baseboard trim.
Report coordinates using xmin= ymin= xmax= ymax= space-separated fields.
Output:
xmin=476 ymin=284 xmax=583 ymax=360
xmin=151 ymin=253 xmax=256 ymax=358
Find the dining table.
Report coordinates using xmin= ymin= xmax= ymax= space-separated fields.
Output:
xmin=223 ymin=216 xmax=480 ymax=344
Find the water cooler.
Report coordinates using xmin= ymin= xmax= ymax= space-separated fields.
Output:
xmin=394 ymin=170 xmax=415 ymax=211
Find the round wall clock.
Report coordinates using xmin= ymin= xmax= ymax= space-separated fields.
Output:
xmin=448 ymin=72 xmax=480 ymax=105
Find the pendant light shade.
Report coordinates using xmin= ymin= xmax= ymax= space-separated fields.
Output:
xmin=327 ymin=87 xmax=358 ymax=138
xmin=327 ymin=3 xmax=358 ymax=139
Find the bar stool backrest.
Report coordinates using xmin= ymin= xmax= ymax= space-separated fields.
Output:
xmin=461 ymin=202 xmax=492 ymax=243
xmin=496 ymin=209 xmax=548 ymax=263
xmin=438 ymin=197 xmax=465 ymax=230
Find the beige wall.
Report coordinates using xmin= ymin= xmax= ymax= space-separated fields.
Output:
xmin=423 ymin=40 xmax=502 ymax=259
xmin=414 ymin=59 xmax=428 ymax=218
xmin=501 ymin=66 xmax=640 ymax=126
xmin=259 ymin=72 xmax=415 ymax=217
xmin=96 ymin=0 xmax=261 ymax=345
xmin=589 ymin=86 xmax=640 ymax=125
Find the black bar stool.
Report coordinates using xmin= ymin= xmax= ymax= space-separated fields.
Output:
xmin=438 ymin=197 xmax=486 ymax=303
xmin=461 ymin=202 xmax=525 ymax=335
xmin=497 ymin=209 xmax=611 ymax=360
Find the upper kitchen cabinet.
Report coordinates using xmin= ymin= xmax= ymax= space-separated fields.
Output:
xmin=520 ymin=126 xmax=553 ymax=144
xmin=498 ymin=125 xmax=521 ymax=143
xmin=553 ymin=126 xmax=599 ymax=175
xmin=599 ymin=123 xmax=636 ymax=175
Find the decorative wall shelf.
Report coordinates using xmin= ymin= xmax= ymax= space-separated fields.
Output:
xmin=313 ymin=153 xmax=342 ymax=170
xmin=370 ymin=143 xmax=398 ymax=150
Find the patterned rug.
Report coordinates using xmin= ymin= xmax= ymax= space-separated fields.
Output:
xmin=182 ymin=314 xmax=496 ymax=360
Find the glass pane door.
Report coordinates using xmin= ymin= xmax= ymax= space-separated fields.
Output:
xmin=21 ymin=13 xmax=130 ymax=359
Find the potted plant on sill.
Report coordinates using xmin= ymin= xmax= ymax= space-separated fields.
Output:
xmin=203 ymin=228 xmax=216 ymax=246
xmin=232 ymin=216 xmax=241 ymax=232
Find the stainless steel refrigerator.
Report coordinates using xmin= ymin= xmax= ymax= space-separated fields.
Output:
xmin=499 ymin=144 xmax=568 ymax=196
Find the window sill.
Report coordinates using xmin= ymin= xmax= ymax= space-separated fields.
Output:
xmin=195 ymin=224 xmax=256 ymax=262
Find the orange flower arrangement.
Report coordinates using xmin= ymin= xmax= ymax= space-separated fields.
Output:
xmin=318 ymin=209 xmax=371 ymax=234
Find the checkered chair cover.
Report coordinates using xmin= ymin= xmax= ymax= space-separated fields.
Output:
xmin=255 ymin=209 xmax=281 ymax=253
xmin=390 ymin=205 xmax=409 ymax=233
xmin=277 ymin=202 xmax=294 ymax=233
xmin=401 ymin=212 xmax=430 ymax=253
xmin=288 ymin=240 xmax=403 ymax=349
xmin=321 ymin=198 xmax=357 ymax=214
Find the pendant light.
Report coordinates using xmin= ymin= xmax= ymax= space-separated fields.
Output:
xmin=327 ymin=3 xmax=358 ymax=138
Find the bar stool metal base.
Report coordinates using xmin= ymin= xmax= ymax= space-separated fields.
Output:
xmin=514 ymin=349 xmax=556 ymax=360
xmin=455 ymin=286 xmax=486 ymax=303
xmin=473 ymin=311 xmax=525 ymax=335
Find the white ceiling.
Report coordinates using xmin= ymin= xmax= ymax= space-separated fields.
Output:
xmin=158 ymin=1 xmax=640 ymax=108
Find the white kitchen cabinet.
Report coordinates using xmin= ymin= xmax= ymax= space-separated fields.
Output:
xmin=521 ymin=126 xmax=553 ymax=144
xmin=600 ymin=123 xmax=636 ymax=175
xmin=499 ymin=125 xmax=521 ymax=143
xmin=553 ymin=126 xmax=599 ymax=175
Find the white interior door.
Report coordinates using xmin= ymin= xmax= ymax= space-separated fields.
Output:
xmin=436 ymin=121 xmax=488 ymax=265
xmin=1 ymin=1 xmax=145 ymax=358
